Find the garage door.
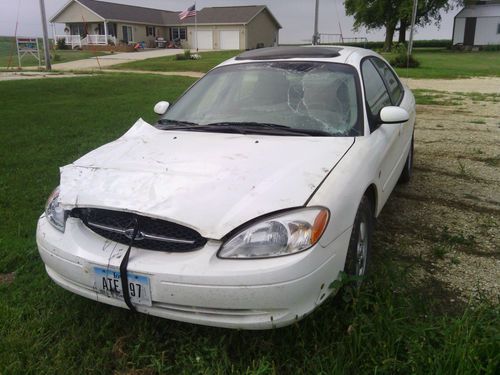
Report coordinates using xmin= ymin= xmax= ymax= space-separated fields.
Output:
xmin=196 ymin=30 xmax=213 ymax=50
xmin=220 ymin=30 xmax=240 ymax=50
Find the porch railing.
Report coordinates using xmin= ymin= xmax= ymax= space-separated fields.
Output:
xmin=56 ymin=35 xmax=117 ymax=48
xmin=56 ymin=35 xmax=81 ymax=48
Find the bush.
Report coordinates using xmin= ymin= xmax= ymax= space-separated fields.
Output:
xmin=389 ymin=44 xmax=420 ymax=68
xmin=481 ymin=44 xmax=500 ymax=51
xmin=56 ymin=38 xmax=68 ymax=50
xmin=175 ymin=49 xmax=192 ymax=60
xmin=338 ymin=39 xmax=452 ymax=50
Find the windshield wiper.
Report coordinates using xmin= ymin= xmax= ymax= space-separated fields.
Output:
xmin=157 ymin=120 xmax=332 ymax=136
xmin=205 ymin=121 xmax=291 ymax=129
xmin=157 ymin=119 xmax=199 ymax=128
xmin=203 ymin=122 xmax=332 ymax=136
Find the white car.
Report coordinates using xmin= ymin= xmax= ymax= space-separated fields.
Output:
xmin=37 ymin=46 xmax=415 ymax=329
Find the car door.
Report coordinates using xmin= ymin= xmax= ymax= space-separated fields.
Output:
xmin=361 ymin=58 xmax=401 ymax=206
xmin=371 ymin=57 xmax=415 ymax=185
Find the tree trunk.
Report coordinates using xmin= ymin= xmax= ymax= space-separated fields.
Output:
xmin=383 ymin=23 xmax=396 ymax=51
xmin=399 ymin=19 xmax=408 ymax=44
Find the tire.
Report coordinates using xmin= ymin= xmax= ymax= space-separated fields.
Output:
xmin=344 ymin=196 xmax=373 ymax=287
xmin=399 ymin=135 xmax=414 ymax=184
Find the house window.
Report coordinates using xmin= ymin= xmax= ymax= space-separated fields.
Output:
xmin=122 ymin=25 xmax=133 ymax=43
xmin=70 ymin=23 xmax=85 ymax=36
xmin=146 ymin=26 xmax=156 ymax=37
xmin=171 ymin=27 xmax=187 ymax=40
xmin=497 ymin=24 xmax=500 ymax=34
xmin=107 ymin=23 xmax=117 ymax=37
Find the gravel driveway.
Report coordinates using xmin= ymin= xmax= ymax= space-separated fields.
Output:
xmin=376 ymin=89 xmax=499 ymax=305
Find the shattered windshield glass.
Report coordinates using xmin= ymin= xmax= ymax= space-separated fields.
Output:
xmin=162 ymin=61 xmax=363 ymax=136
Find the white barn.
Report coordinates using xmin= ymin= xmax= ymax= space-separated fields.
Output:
xmin=453 ymin=0 xmax=500 ymax=46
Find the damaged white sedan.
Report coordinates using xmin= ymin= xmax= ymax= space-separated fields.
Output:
xmin=37 ymin=46 xmax=415 ymax=329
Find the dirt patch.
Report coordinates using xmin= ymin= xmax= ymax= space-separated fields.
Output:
xmin=0 ymin=272 xmax=15 ymax=285
xmin=374 ymin=92 xmax=499 ymax=304
xmin=406 ymin=77 xmax=500 ymax=94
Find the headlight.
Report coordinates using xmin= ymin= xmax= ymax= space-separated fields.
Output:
xmin=45 ymin=186 xmax=67 ymax=232
xmin=218 ymin=207 xmax=329 ymax=259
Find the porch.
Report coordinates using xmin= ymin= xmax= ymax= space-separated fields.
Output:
xmin=55 ymin=34 xmax=117 ymax=49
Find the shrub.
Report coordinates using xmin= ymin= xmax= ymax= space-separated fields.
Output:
xmin=51 ymin=52 xmax=61 ymax=62
xmin=390 ymin=44 xmax=420 ymax=68
xmin=338 ymin=39 xmax=452 ymax=50
xmin=175 ymin=50 xmax=192 ymax=61
xmin=481 ymin=44 xmax=500 ymax=51
xmin=56 ymin=38 xmax=68 ymax=50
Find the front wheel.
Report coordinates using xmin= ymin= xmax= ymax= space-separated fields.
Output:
xmin=344 ymin=196 xmax=373 ymax=286
xmin=399 ymin=135 xmax=414 ymax=184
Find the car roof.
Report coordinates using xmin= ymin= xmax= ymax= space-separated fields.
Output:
xmin=216 ymin=46 xmax=377 ymax=69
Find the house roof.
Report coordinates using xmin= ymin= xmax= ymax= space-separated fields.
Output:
xmin=175 ymin=6 xmax=281 ymax=28
xmin=77 ymin=0 xmax=174 ymax=24
xmin=51 ymin=0 xmax=281 ymax=28
xmin=455 ymin=3 xmax=500 ymax=18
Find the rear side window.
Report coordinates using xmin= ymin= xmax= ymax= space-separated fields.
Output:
xmin=371 ymin=58 xmax=403 ymax=104
xmin=361 ymin=59 xmax=392 ymax=116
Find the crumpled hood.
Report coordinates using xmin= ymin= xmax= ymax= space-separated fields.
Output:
xmin=60 ymin=119 xmax=354 ymax=239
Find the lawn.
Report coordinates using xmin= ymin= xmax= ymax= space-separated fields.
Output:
xmin=1 ymin=75 xmax=498 ymax=374
xmin=384 ymin=49 xmax=500 ymax=79
xmin=111 ymin=47 xmax=500 ymax=79
xmin=0 ymin=36 xmax=107 ymax=68
xmin=110 ymin=50 xmax=241 ymax=72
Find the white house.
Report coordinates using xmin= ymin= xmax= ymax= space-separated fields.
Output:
xmin=453 ymin=0 xmax=500 ymax=46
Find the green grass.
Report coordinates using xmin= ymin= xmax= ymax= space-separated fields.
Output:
xmin=1 ymin=75 xmax=499 ymax=374
xmin=111 ymin=47 xmax=500 ymax=79
xmin=384 ymin=49 xmax=500 ymax=79
xmin=0 ymin=36 xmax=107 ymax=68
xmin=111 ymin=50 xmax=241 ymax=72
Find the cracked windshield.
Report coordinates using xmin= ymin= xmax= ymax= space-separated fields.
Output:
xmin=162 ymin=62 xmax=362 ymax=136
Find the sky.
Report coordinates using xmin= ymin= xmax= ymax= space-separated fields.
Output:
xmin=0 ymin=0 xmax=462 ymax=43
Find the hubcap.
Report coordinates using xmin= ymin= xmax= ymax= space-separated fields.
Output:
xmin=355 ymin=219 xmax=368 ymax=277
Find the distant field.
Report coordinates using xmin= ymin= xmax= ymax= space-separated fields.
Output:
xmin=111 ymin=47 xmax=500 ymax=79
xmin=0 ymin=36 xmax=107 ymax=67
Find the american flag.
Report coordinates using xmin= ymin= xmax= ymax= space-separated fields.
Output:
xmin=179 ymin=4 xmax=196 ymax=20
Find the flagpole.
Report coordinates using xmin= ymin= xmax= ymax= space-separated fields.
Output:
xmin=195 ymin=0 xmax=198 ymax=52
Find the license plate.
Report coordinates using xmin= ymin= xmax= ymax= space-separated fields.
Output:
xmin=93 ymin=267 xmax=152 ymax=306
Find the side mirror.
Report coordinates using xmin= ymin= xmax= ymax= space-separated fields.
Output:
xmin=154 ymin=101 xmax=170 ymax=115
xmin=378 ymin=106 xmax=409 ymax=125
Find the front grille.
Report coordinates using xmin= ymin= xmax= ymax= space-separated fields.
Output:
xmin=72 ymin=208 xmax=207 ymax=252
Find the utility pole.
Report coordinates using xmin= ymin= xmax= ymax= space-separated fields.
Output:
xmin=39 ymin=0 xmax=51 ymax=70
xmin=408 ymin=0 xmax=418 ymax=57
xmin=312 ymin=0 xmax=320 ymax=45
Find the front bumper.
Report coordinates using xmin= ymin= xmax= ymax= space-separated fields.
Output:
xmin=36 ymin=215 xmax=351 ymax=329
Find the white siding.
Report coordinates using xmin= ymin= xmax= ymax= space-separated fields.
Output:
xmin=453 ymin=17 xmax=466 ymax=44
xmin=474 ymin=17 xmax=500 ymax=45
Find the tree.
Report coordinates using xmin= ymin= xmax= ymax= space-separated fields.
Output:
xmin=397 ymin=0 xmax=460 ymax=44
xmin=344 ymin=0 xmax=459 ymax=51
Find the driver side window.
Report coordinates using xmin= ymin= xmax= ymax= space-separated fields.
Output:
xmin=361 ymin=59 xmax=392 ymax=118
